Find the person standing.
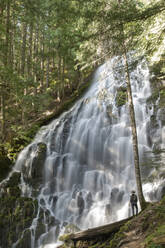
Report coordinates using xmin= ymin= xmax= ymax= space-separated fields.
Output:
xmin=130 ymin=190 xmax=138 ymax=216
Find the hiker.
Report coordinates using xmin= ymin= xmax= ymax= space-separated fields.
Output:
xmin=130 ymin=190 xmax=138 ymax=216
xmin=77 ymin=192 xmax=85 ymax=215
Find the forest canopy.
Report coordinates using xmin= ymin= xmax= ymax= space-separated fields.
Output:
xmin=0 ymin=0 xmax=164 ymax=148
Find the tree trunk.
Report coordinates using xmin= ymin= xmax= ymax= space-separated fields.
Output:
xmin=1 ymin=0 xmax=11 ymax=140
xmin=62 ymin=217 xmax=131 ymax=242
xmin=5 ymin=0 xmax=10 ymax=65
xmin=117 ymin=0 xmax=146 ymax=210
xmin=123 ymin=43 xmax=146 ymax=210
xmin=46 ymin=55 xmax=50 ymax=89
xmin=0 ymin=86 xmax=6 ymax=141
xmin=21 ymin=22 xmax=27 ymax=75
xmin=27 ymin=22 xmax=33 ymax=77
xmin=40 ymin=32 xmax=45 ymax=90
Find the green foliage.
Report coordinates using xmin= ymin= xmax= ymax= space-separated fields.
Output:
xmin=116 ymin=87 xmax=127 ymax=107
xmin=145 ymin=224 xmax=165 ymax=248
xmin=0 ymin=0 xmax=164 ymax=144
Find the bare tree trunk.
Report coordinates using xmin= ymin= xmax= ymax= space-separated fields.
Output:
xmin=5 ymin=0 xmax=10 ymax=65
xmin=27 ymin=22 xmax=33 ymax=77
xmin=1 ymin=0 xmax=11 ymax=140
xmin=41 ymin=32 xmax=45 ymax=90
xmin=21 ymin=22 xmax=27 ymax=75
xmin=46 ymin=43 xmax=51 ymax=89
xmin=123 ymin=42 xmax=146 ymax=210
xmin=0 ymin=86 xmax=5 ymax=141
xmin=61 ymin=56 xmax=65 ymax=98
xmin=117 ymin=0 xmax=146 ymax=210
xmin=46 ymin=56 xmax=50 ymax=89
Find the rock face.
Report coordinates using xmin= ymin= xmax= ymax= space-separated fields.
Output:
xmin=31 ymin=142 xmax=47 ymax=179
xmin=0 ymin=172 xmax=38 ymax=248
xmin=158 ymin=108 xmax=165 ymax=126
xmin=0 ymin=153 xmax=12 ymax=182
xmin=22 ymin=142 xmax=47 ymax=186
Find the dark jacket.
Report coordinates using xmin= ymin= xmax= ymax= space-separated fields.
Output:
xmin=130 ymin=193 xmax=137 ymax=204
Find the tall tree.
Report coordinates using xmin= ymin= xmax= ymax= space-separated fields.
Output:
xmin=117 ymin=1 xmax=146 ymax=209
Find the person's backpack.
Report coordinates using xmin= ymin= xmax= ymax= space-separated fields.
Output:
xmin=130 ymin=193 xmax=137 ymax=203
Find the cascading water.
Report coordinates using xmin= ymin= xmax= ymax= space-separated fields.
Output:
xmin=6 ymin=56 xmax=165 ymax=248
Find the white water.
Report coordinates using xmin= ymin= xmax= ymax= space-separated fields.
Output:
xmin=5 ymin=56 xmax=165 ymax=248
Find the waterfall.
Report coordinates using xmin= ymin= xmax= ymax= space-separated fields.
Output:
xmin=8 ymin=56 xmax=164 ymax=247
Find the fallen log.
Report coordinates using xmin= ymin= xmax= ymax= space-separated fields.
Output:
xmin=62 ymin=217 xmax=132 ymax=242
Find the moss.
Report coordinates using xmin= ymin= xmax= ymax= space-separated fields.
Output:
xmin=159 ymin=88 xmax=165 ymax=108
xmin=37 ymin=142 xmax=47 ymax=152
xmin=0 ymin=195 xmax=38 ymax=247
xmin=0 ymin=154 xmax=12 ymax=182
xmin=5 ymin=171 xmax=21 ymax=188
xmin=145 ymin=224 xmax=165 ymax=247
xmin=116 ymin=87 xmax=127 ymax=107
xmin=59 ymin=233 xmax=74 ymax=242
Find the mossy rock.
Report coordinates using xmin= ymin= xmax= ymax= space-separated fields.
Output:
xmin=0 ymin=154 xmax=12 ymax=182
xmin=15 ymin=229 xmax=31 ymax=248
xmin=0 ymin=195 xmax=38 ymax=248
xmin=5 ymin=171 xmax=21 ymax=188
xmin=64 ymin=224 xmax=80 ymax=234
xmin=145 ymin=224 xmax=165 ymax=248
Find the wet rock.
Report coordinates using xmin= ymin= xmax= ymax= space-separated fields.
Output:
xmin=52 ymin=195 xmax=58 ymax=208
xmin=105 ymin=203 xmax=112 ymax=219
xmin=111 ymin=187 xmax=119 ymax=201
xmin=64 ymin=224 xmax=80 ymax=234
xmin=160 ymin=184 xmax=165 ymax=199
xmin=49 ymin=216 xmax=60 ymax=227
xmin=0 ymin=196 xmax=38 ymax=248
xmin=22 ymin=143 xmax=47 ymax=187
xmin=86 ymin=192 xmax=93 ymax=209
xmin=31 ymin=142 xmax=47 ymax=179
xmin=158 ymin=108 xmax=165 ymax=126
xmin=1 ymin=172 xmax=22 ymax=198
xmin=16 ymin=229 xmax=31 ymax=248
xmin=146 ymin=115 xmax=160 ymax=147
xmin=97 ymin=191 xmax=104 ymax=200
xmin=6 ymin=171 xmax=21 ymax=187
xmin=35 ymin=223 xmax=46 ymax=242
xmin=71 ymin=184 xmax=81 ymax=199
xmin=117 ymin=190 xmax=125 ymax=203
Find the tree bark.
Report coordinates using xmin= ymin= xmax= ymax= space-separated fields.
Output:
xmin=27 ymin=22 xmax=33 ymax=77
xmin=0 ymin=0 xmax=10 ymax=141
xmin=5 ymin=0 xmax=10 ymax=65
xmin=40 ymin=32 xmax=45 ymax=90
xmin=0 ymin=86 xmax=5 ymax=141
xmin=123 ymin=41 xmax=146 ymax=210
xmin=62 ymin=217 xmax=132 ymax=242
xmin=46 ymin=50 xmax=50 ymax=89
xmin=21 ymin=22 xmax=27 ymax=75
xmin=117 ymin=0 xmax=146 ymax=210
